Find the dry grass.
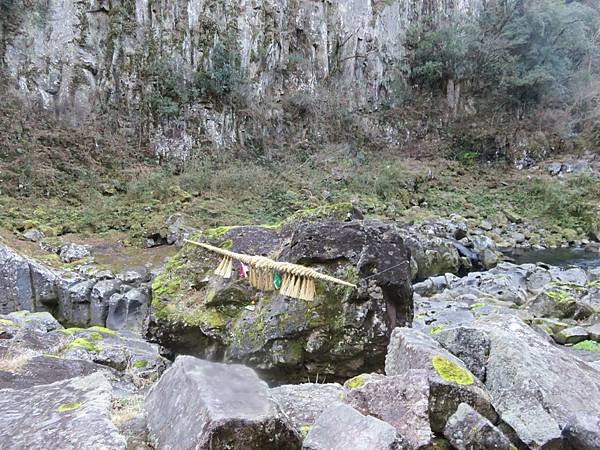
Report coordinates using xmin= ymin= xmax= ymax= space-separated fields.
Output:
xmin=0 ymin=348 xmax=40 ymax=373
xmin=112 ymin=395 xmax=145 ymax=428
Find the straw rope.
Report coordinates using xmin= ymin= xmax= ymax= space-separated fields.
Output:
xmin=184 ymin=240 xmax=356 ymax=300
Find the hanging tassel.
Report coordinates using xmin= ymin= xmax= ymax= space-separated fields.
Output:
xmin=214 ymin=256 xmax=233 ymax=278
xmin=249 ymin=266 xmax=258 ymax=288
xmin=280 ymin=273 xmax=291 ymax=297
xmin=223 ymin=257 xmax=233 ymax=279
xmin=214 ymin=256 xmax=227 ymax=277
xmin=300 ymin=278 xmax=316 ymax=302
xmin=289 ymin=275 xmax=299 ymax=299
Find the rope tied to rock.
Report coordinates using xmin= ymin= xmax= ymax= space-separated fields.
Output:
xmin=184 ymin=240 xmax=357 ymax=301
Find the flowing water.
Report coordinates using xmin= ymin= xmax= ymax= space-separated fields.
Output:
xmin=507 ymin=247 xmax=600 ymax=270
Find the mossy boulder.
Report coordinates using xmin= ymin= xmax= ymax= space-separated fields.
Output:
xmin=146 ymin=219 xmax=413 ymax=382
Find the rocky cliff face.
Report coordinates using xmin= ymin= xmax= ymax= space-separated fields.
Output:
xmin=1 ymin=0 xmax=481 ymax=158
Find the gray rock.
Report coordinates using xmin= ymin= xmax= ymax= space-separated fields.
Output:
xmin=478 ymin=317 xmax=600 ymax=449
xmin=528 ymin=290 xmax=594 ymax=320
xmin=59 ymin=243 xmax=91 ymax=263
xmin=589 ymin=267 xmax=600 ymax=281
xmin=0 ymin=354 xmax=109 ymax=390
xmin=587 ymin=322 xmax=600 ymax=342
xmin=116 ymin=267 xmax=149 ymax=286
xmin=0 ymin=244 xmax=33 ymax=313
xmin=145 ymin=356 xmax=301 ymax=449
xmin=433 ymin=326 xmax=490 ymax=381
xmin=29 ymin=262 xmax=59 ymax=309
xmin=90 ymin=280 xmax=121 ymax=326
xmin=443 ymin=403 xmax=512 ymax=450
xmin=0 ymin=372 xmax=126 ymax=449
xmin=107 ymin=288 xmax=149 ymax=331
xmin=346 ymin=370 xmax=433 ymax=449
xmin=7 ymin=310 xmax=62 ymax=332
xmin=554 ymin=325 xmax=589 ymax=345
xmin=302 ymin=403 xmax=405 ymax=450
xmin=480 ymin=248 xmax=499 ymax=269
xmin=23 ymin=229 xmax=44 ymax=242
xmin=385 ymin=327 xmax=496 ymax=432
xmin=479 ymin=220 xmax=493 ymax=231
xmin=563 ymin=413 xmax=600 ymax=450
xmin=548 ymin=162 xmax=563 ymax=176
xmin=57 ymin=278 xmax=94 ymax=326
xmin=270 ymin=383 xmax=347 ymax=433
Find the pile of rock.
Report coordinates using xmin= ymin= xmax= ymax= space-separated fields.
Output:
xmin=0 ymin=243 xmax=152 ymax=331
xmin=140 ymin=316 xmax=600 ymax=449
xmin=413 ymin=261 xmax=600 ymax=363
xmin=0 ymin=310 xmax=168 ymax=449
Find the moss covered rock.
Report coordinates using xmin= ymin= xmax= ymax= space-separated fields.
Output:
xmin=146 ymin=219 xmax=413 ymax=382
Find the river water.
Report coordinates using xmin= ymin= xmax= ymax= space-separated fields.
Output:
xmin=507 ymin=247 xmax=600 ymax=270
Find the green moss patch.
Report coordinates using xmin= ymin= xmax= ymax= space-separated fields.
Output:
xmin=133 ymin=359 xmax=148 ymax=369
xmin=89 ymin=332 xmax=103 ymax=341
xmin=345 ymin=374 xmax=369 ymax=390
xmin=64 ymin=338 xmax=101 ymax=353
xmin=572 ymin=340 xmax=600 ymax=352
xmin=60 ymin=327 xmax=84 ymax=336
xmin=88 ymin=326 xmax=117 ymax=335
xmin=57 ymin=402 xmax=82 ymax=412
xmin=432 ymin=355 xmax=474 ymax=385
xmin=429 ymin=325 xmax=444 ymax=335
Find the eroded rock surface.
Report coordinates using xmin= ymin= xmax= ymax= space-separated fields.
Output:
xmin=302 ymin=403 xmax=406 ymax=450
xmin=385 ymin=327 xmax=496 ymax=432
xmin=0 ymin=372 xmax=126 ymax=450
xmin=145 ymin=356 xmax=301 ymax=449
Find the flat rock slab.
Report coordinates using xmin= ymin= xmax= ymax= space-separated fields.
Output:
xmin=145 ymin=356 xmax=301 ymax=449
xmin=302 ymin=403 xmax=406 ymax=450
xmin=385 ymin=327 xmax=496 ymax=432
xmin=478 ymin=317 xmax=600 ymax=449
xmin=0 ymin=355 xmax=110 ymax=390
xmin=443 ymin=403 xmax=512 ymax=450
xmin=270 ymin=383 xmax=347 ymax=432
xmin=0 ymin=372 xmax=125 ymax=450
xmin=346 ymin=370 xmax=433 ymax=449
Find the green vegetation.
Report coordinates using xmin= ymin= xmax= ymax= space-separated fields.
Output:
xmin=429 ymin=325 xmax=444 ymax=335
xmin=547 ymin=290 xmax=574 ymax=304
xmin=345 ymin=374 xmax=369 ymax=390
xmin=432 ymin=355 xmax=474 ymax=385
xmin=406 ymin=0 xmax=600 ymax=111
xmin=64 ymin=338 xmax=101 ymax=354
xmin=133 ymin=359 xmax=148 ymax=369
xmin=573 ymin=340 xmax=600 ymax=352
xmin=57 ymin=402 xmax=82 ymax=412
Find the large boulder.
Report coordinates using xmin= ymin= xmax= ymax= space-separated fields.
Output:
xmin=145 ymin=356 xmax=301 ymax=449
xmin=477 ymin=316 xmax=600 ymax=449
xmin=0 ymin=372 xmax=126 ymax=449
xmin=433 ymin=326 xmax=490 ymax=382
xmin=270 ymin=383 xmax=347 ymax=434
xmin=385 ymin=327 xmax=496 ymax=432
xmin=345 ymin=370 xmax=433 ymax=449
xmin=443 ymin=403 xmax=512 ymax=450
xmin=302 ymin=403 xmax=406 ymax=450
xmin=0 ymin=244 xmax=33 ymax=313
xmin=146 ymin=219 xmax=413 ymax=382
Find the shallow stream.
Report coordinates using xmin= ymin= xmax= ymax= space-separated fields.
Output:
xmin=506 ymin=247 xmax=600 ymax=270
